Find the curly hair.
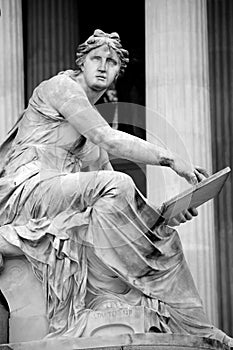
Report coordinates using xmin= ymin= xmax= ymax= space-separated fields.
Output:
xmin=75 ymin=29 xmax=129 ymax=77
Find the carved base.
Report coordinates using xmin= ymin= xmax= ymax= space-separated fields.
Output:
xmin=83 ymin=306 xmax=159 ymax=337
xmin=0 ymin=256 xmax=48 ymax=343
xmin=0 ymin=258 xmax=230 ymax=350
xmin=0 ymin=334 xmax=229 ymax=350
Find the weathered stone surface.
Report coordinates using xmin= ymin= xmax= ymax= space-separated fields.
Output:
xmin=83 ymin=306 xmax=154 ymax=337
xmin=0 ymin=334 xmax=229 ymax=350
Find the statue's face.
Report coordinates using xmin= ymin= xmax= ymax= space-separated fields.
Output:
xmin=81 ymin=45 xmax=120 ymax=91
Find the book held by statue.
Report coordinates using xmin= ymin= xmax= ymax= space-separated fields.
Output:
xmin=160 ymin=167 xmax=231 ymax=221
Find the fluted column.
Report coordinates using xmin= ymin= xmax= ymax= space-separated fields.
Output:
xmin=0 ymin=0 xmax=24 ymax=342
xmin=207 ymin=0 xmax=233 ymax=335
xmin=146 ymin=0 xmax=217 ymax=324
xmin=0 ymin=0 xmax=24 ymax=143
xmin=23 ymin=0 xmax=80 ymax=102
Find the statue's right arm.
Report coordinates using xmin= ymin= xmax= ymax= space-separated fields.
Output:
xmin=45 ymin=75 xmax=207 ymax=185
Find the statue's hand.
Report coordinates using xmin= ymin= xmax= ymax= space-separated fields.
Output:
xmin=171 ymin=156 xmax=209 ymax=185
xmin=165 ymin=207 xmax=198 ymax=227
xmin=194 ymin=166 xmax=209 ymax=182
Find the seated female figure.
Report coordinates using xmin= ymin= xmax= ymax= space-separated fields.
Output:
xmin=0 ymin=29 xmax=232 ymax=346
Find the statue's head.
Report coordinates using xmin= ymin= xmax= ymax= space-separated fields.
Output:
xmin=75 ymin=29 xmax=129 ymax=77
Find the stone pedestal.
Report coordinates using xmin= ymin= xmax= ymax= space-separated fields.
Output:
xmin=0 ymin=257 xmax=48 ymax=343
xmin=0 ymin=334 xmax=228 ymax=350
xmin=0 ymin=258 xmax=229 ymax=349
xmin=0 ymin=258 xmax=159 ymax=342
xmin=0 ymin=259 xmax=160 ymax=341
xmin=83 ymin=306 xmax=158 ymax=337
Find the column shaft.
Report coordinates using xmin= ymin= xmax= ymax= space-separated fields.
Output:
xmin=23 ymin=0 xmax=80 ymax=102
xmin=0 ymin=0 xmax=24 ymax=142
xmin=0 ymin=1 xmax=24 ymax=341
xmin=207 ymin=0 xmax=233 ymax=335
xmin=146 ymin=0 xmax=217 ymax=324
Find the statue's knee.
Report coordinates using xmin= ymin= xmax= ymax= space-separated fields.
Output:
xmin=112 ymin=172 xmax=135 ymax=199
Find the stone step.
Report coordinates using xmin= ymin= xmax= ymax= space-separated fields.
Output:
xmin=0 ymin=334 xmax=229 ymax=350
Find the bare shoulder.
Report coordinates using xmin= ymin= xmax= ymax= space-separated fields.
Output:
xmin=41 ymin=71 xmax=88 ymax=107
xmin=47 ymin=71 xmax=85 ymax=93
